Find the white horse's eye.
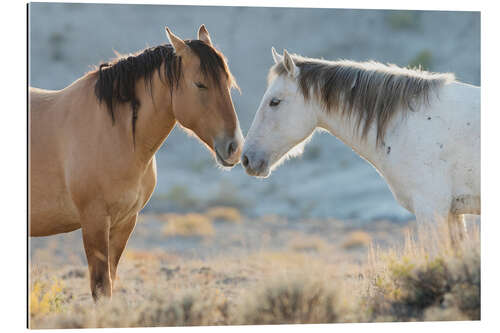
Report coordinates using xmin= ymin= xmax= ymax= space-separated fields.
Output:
xmin=269 ymin=97 xmax=281 ymax=107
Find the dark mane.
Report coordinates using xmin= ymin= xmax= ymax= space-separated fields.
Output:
xmin=270 ymin=55 xmax=454 ymax=146
xmin=93 ymin=40 xmax=237 ymax=142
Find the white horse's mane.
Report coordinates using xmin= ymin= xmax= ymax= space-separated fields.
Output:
xmin=269 ymin=54 xmax=455 ymax=145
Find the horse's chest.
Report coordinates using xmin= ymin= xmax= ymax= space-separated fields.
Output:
xmin=375 ymin=162 xmax=416 ymax=214
xmin=387 ymin=184 xmax=414 ymax=213
xmin=109 ymin=162 xmax=157 ymax=224
xmin=111 ymin=189 xmax=145 ymax=215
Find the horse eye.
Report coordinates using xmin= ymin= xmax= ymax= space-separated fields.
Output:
xmin=195 ymin=82 xmax=207 ymax=89
xmin=269 ymin=97 xmax=281 ymax=107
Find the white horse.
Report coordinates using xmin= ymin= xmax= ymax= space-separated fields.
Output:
xmin=242 ymin=48 xmax=480 ymax=243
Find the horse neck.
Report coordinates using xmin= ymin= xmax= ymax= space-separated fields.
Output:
xmin=315 ymin=101 xmax=383 ymax=167
xmin=126 ymin=70 xmax=177 ymax=165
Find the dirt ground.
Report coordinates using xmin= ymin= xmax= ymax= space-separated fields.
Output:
xmin=29 ymin=212 xmax=480 ymax=328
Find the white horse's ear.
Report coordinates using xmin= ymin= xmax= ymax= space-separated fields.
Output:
xmin=197 ymin=24 xmax=212 ymax=46
xmin=271 ymin=47 xmax=283 ymax=64
xmin=165 ymin=27 xmax=187 ymax=54
xmin=283 ymin=49 xmax=298 ymax=77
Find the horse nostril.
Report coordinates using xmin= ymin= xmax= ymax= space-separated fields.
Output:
xmin=227 ymin=141 xmax=236 ymax=157
xmin=257 ymin=159 xmax=266 ymax=171
xmin=242 ymin=154 xmax=249 ymax=168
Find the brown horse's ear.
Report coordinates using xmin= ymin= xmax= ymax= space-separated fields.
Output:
xmin=165 ymin=27 xmax=187 ymax=54
xmin=283 ymin=49 xmax=298 ymax=77
xmin=197 ymin=24 xmax=213 ymax=46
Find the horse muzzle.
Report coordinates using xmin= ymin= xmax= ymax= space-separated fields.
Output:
xmin=214 ymin=135 xmax=243 ymax=168
xmin=241 ymin=150 xmax=270 ymax=177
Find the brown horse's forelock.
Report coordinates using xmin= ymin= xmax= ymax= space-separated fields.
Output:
xmin=270 ymin=55 xmax=455 ymax=146
xmin=94 ymin=40 xmax=236 ymax=143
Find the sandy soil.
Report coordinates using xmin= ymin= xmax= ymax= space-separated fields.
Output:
xmin=30 ymin=211 xmax=411 ymax=316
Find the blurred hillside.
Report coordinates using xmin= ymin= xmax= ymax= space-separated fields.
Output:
xmin=29 ymin=3 xmax=480 ymax=222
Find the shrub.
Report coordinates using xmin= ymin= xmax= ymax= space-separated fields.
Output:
xmin=30 ymin=279 xmax=65 ymax=318
xmin=205 ymin=206 xmax=242 ymax=223
xmin=365 ymin=227 xmax=480 ymax=321
xmin=288 ymin=235 xmax=328 ymax=253
xmin=133 ymin=290 xmax=229 ymax=327
xmin=409 ymin=50 xmax=433 ymax=70
xmin=386 ymin=11 xmax=419 ymax=30
xmin=238 ymin=278 xmax=343 ymax=325
xmin=163 ymin=185 xmax=198 ymax=209
xmin=162 ymin=213 xmax=214 ymax=237
xmin=342 ymin=231 xmax=372 ymax=250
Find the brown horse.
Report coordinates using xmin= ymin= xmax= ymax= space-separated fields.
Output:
xmin=29 ymin=25 xmax=243 ymax=300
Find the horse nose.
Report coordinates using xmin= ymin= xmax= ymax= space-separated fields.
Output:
xmin=241 ymin=151 xmax=268 ymax=176
xmin=255 ymin=158 xmax=267 ymax=172
xmin=227 ymin=140 xmax=236 ymax=157
xmin=242 ymin=154 xmax=249 ymax=168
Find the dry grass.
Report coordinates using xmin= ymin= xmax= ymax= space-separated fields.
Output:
xmin=342 ymin=230 xmax=372 ymax=249
xmin=161 ymin=185 xmax=198 ymax=209
xmin=288 ymin=234 xmax=329 ymax=253
xmin=205 ymin=206 xmax=242 ymax=223
xmin=32 ymin=290 xmax=230 ymax=328
xmin=29 ymin=218 xmax=480 ymax=328
xmin=161 ymin=213 xmax=215 ymax=237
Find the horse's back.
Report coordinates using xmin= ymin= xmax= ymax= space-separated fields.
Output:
xmin=30 ymin=87 xmax=59 ymax=112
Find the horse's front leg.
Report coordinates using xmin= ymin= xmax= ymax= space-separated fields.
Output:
xmin=109 ymin=214 xmax=137 ymax=287
xmin=81 ymin=214 xmax=112 ymax=301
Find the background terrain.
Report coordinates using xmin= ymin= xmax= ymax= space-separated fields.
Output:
xmin=29 ymin=3 xmax=480 ymax=222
